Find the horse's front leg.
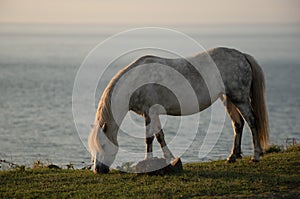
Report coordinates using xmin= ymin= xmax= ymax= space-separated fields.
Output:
xmin=153 ymin=115 xmax=175 ymax=163
xmin=155 ymin=129 xmax=175 ymax=163
xmin=145 ymin=115 xmax=154 ymax=159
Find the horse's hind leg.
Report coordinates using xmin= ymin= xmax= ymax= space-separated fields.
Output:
xmin=221 ymin=96 xmax=244 ymax=163
xmin=234 ymin=100 xmax=262 ymax=162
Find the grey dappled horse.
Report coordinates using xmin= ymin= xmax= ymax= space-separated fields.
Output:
xmin=89 ymin=47 xmax=269 ymax=174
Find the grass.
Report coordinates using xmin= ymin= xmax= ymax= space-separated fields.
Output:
xmin=1 ymin=145 xmax=299 ymax=198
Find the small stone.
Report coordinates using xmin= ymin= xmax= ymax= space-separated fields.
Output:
xmin=47 ymin=164 xmax=61 ymax=169
xmin=136 ymin=157 xmax=183 ymax=175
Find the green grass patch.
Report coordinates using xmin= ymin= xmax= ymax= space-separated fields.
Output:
xmin=1 ymin=145 xmax=299 ymax=198
xmin=265 ymin=144 xmax=283 ymax=154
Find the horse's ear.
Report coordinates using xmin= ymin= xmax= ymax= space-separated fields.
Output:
xmin=102 ymin=123 xmax=107 ymax=133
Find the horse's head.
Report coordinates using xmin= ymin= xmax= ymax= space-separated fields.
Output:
xmin=89 ymin=122 xmax=119 ymax=174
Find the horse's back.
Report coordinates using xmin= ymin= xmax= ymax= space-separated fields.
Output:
xmin=128 ymin=55 xmax=208 ymax=115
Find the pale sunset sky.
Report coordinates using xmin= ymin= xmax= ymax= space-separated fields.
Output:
xmin=0 ymin=0 xmax=299 ymax=25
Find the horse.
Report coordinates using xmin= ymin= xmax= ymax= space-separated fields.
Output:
xmin=88 ymin=47 xmax=269 ymax=174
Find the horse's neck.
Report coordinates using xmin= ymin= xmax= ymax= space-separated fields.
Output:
xmin=105 ymin=103 xmax=127 ymax=133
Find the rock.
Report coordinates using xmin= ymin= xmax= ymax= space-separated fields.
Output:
xmin=47 ymin=164 xmax=61 ymax=169
xmin=170 ymin=157 xmax=183 ymax=172
xmin=136 ymin=157 xmax=183 ymax=175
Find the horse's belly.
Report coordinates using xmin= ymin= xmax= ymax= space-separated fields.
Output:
xmin=165 ymin=93 xmax=219 ymax=116
xmin=130 ymin=83 xmax=220 ymax=116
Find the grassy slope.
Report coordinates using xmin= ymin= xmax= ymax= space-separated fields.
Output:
xmin=1 ymin=145 xmax=299 ymax=198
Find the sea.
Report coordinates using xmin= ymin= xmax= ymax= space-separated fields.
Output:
xmin=0 ymin=23 xmax=299 ymax=169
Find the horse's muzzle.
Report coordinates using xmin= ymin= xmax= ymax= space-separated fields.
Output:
xmin=94 ymin=163 xmax=110 ymax=174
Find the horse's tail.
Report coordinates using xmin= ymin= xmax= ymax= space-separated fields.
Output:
xmin=244 ymin=54 xmax=269 ymax=151
xmin=88 ymin=123 xmax=103 ymax=161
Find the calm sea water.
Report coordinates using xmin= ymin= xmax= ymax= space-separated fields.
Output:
xmin=0 ymin=24 xmax=299 ymax=168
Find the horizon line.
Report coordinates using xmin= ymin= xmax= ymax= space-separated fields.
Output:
xmin=1 ymin=21 xmax=299 ymax=27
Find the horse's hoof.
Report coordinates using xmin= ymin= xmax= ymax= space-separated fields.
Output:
xmin=236 ymin=153 xmax=243 ymax=159
xmin=250 ymin=158 xmax=260 ymax=163
xmin=260 ymin=152 xmax=265 ymax=156
xmin=226 ymin=156 xmax=236 ymax=163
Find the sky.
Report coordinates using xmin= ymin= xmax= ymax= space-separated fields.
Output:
xmin=0 ymin=0 xmax=299 ymax=25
